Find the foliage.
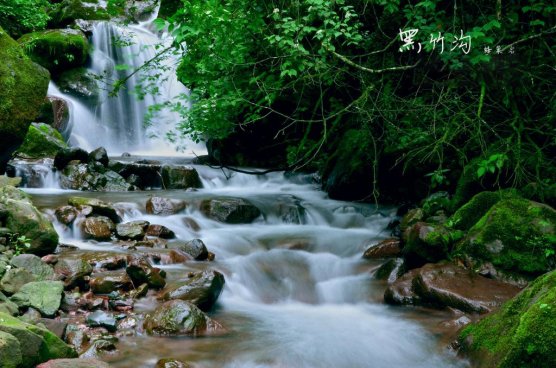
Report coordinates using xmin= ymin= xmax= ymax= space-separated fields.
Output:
xmin=0 ymin=0 xmax=50 ymax=37
xmin=6 ymin=234 xmax=31 ymax=256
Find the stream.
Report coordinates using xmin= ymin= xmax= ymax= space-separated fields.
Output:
xmin=16 ymin=8 xmax=469 ymax=368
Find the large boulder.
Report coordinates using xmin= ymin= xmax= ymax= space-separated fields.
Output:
xmin=449 ymin=191 xmax=512 ymax=231
xmin=146 ymin=197 xmax=186 ymax=215
xmin=143 ymin=300 xmax=221 ymax=336
xmin=48 ymin=0 xmax=110 ymax=28
xmin=0 ymin=268 xmax=36 ymax=294
xmin=0 ymin=330 xmax=22 ymax=368
xmin=0 ymin=26 xmax=50 ymax=173
xmin=455 ymin=197 xmax=556 ymax=276
xmin=0 ymin=186 xmax=59 ymax=255
xmin=80 ymin=216 xmax=115 ymax=241
xmin=401 ymin=222 xmax=460 ymax=268
xmin=11 ymin=280 xmax=64 ymax=317
xmin=384 ymin=263 xmax=521 ymax=314
xmin=18 ymin=29 xmax=89 ymax=75
xmin=0 ymin=312 xmax=77 ymax=367
xmin=116 ymin=220 xmax=148 ymax=241
xmin=459 ymin=269 xmax=556 ymax=368
xmin=13 ymin=123 xmax=68 ymax=159
xmin=159 ymin=270 xmax=225 ymax=311
xmin=109 ymin=160 xmax=163 ymax=189
xmin=55 ymin=68 xmax=99 ymax=104
xmin=68 ymin=197 xmax=122 ymax=223
xmin=161 ymin=165 xmax=202 ymax=190
xmin=10 ymin=254 xmax=55 ymax=281
xmin=60 ymin=163 xmax=132 ymax=192
xmin=200 ymin=197 xmax=261 ymax=224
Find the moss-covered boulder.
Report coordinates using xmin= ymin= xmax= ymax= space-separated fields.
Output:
xmin=459 ymin=270 xmax=556 ymax=368
xmin=55 ymin=68 xmax=99 ymax=104
xmin=456 ymin=197 xmax=556 ymax=276
xmin=10 ymin=281 xmax=64 ymax=317
xmin=0 ymin=26 xmax=50 ymax=173
xmin=0 ymin=185 xmax=59 ymax=256
xmin=14 ymin=123 xmax=68 ymax=159
xmin=0 ymin=330 xmax=22 ymax=368
xmin=18 ymin=29 xmax=89 ymax=75
xmin=48 ymin=0 xmax=110 ymax=28
xmin=449 ymin=191 xmax=515 ymax=231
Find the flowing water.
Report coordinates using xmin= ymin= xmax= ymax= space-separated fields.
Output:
xmin=18 ymin=7 xmax=469 ymax=368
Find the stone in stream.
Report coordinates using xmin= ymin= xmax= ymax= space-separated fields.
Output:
xmin=80 ymin=216 xmax=115 ymax=241
xmin=89 ymin=272 xmax=133 ymax=294
xmin=109 ymin=160 xmax=163 ymax=189
xmin=60 ymin=163 xmax=132 ymax=192
xmin=10 ymin=254 xmax=56 ymax=281
xmin=68 ymin=197 xmax=122 ymax=223
xmin=88 ymin=147 xmax=109 ymax=167
xmin=54 ymin=205 xmax=80 ymax=225
xmin=79 ymin=336 xmax=117 ymax=360
xmin=384 ymin=263 xmax=522 ymax=314
xmin=363 ymin=238 xmax=402 ymax=259
xmin=143 ymin=300 xmax=222 ymax=336
xmin=146 ymin=196 xmax=186 ymax=215
xmin=37 ymin=359 xmax=110 ymax=368
xmin=374 ymin=258 xmax=405 ymax=284
xmin=169 ymin=239 xmax=209 ymax=260
xmin=155 ymin=358 xmax=193 ymax=368
xmin=53 ymin=257 xmax=93 ymax=288
xmin=82 ymin=252 xmax=127 ymax=270
xmin=10 ymin=280 xmax=65 ymax=317
xmin=125 ymin=255 xmax=166 ymax=289
xmin=0 ymin=268 xmax=36 ymax=294
xmin=54 ymin=147 xmax=89 ymax=170
xmin=161 ymin=165 xmax=203 ymax=190
xmin=200 ymin=197 xmax=261 ymax=224
xmin=401 ymin=222 xmax=454 ymax=268
xmin=159 ymin=270 xmax=225 ymax=311
xmin=146 ymin=224 xmax=176 ymax=239
xmin=86 ymin=310 xmax=117 ymax=332
xmin=116 ymin=220 xmax=149 ymax=241
xmin=13 ymin=123 xmax=68 ymax=159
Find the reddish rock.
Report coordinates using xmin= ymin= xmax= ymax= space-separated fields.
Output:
xmin=55 ymin=206 xmax=79 ymax=225
xmin=363 ymin=238 xmax=401 ymax=258
xmin=146 ymin=224 xmax=175 ymax=239
xmin=80 ymin=216 xmax=115 ymax=241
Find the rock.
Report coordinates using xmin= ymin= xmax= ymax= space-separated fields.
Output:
xmin=374 ymin=258 xmax=405 ymax=284
xmin=10 ymin=254 xmax=55 ymax=281
xmin=38 ymin=96 xmax=70 ymax=133
xmin=159 ymin=270 xmax=225 ymax=311
xmin=146 ymin=224 xmax=175 ymax=239
xmin=170 ymin=239 xmax=209 ymax=261
xmin=0 ymin=26 xmax=50 ymax=173
xmin=0 ymin=176 xmax=21 ymax=188
xmin=54 ymin=206 xmax=80 ymax=225
xmin=146 ymin=197 xmax=186 ymax=215
xmin=0 ymin=312 xmax=77 ymax=366
xmin=79 ymin=336 xmax=116 ymax=359
xmin=401 ymin=222 xmax=459 ymax=268
xmin=54 ymin=147 xmax=89 ymax=170
xmin=200 ymin=197 xmax=261 ymax=224
xmin=125 ymin=255 xmax=166 ymax=289
xmin=53 ymin=257 xmax=93 ymax=288
xmin=81 ymin=216 xmax=115 ymax=241
xmin=108 ymin=160 xmax=163 ymax=189
xmin=0 ymin=330 xmax=23 ymax=368
xmin=60 ymin=163 xmax=132 ymax=192
xmin=155 ymin=358 xmax=193 ymax=368
xmin=458 ymin=269 xmax=556 ymax=368
xmin=11 ymin=280 xmax=64 ymax=317
xmin=363 ymin=238 xmax=401 ymax=259
xmin=143 ymin=300 xmax=221 ymax=336
xmin=384 ymin=263 xmax=521 ymax=314
xmin=37 ymin=358 xmax=110 ymax=368
xmin=86 ymin=310 xmax=117 ymax=332
xmin=420 ymin=192 xmax=451 ymax=218
xmin=48 ymin=0 xmax=110 ymax=28
xmin=18 ymin=29 xmax=89 ymax=75
xmin=130 ymin=283 xmax=149 ymax=299
xmin=456 ymin=197 xmax=556 ymax=276
xmin=0 ymin=268 xmax=36 ymax=294
xmin=64 ymin=324 xmax=89 ymax=353
xmin=68 ymin=197 xmax=122 ymax=223
xmin=399 ymin=208 xmax=424 ymax=233
xmin=89 ymin=272 xmax=132 ymax=294
xmin=161 ymin=165 xmax=202 ymax=190
xmin=82 ymin=252 xmax=127 ymax=270
xmin=115 ymin=220 xmax=148 ymax=241
xmin=0 ymin=186 xmax=59 ymax=255
xmin=55 ymin=68 xmax=99 ymax=104
xmin=13 ymin=122 xmax=67 ymax=160
xmin=0 ymin=291 xmax=19 ymax=315
xmin=39 ymin=318 xmax=68 ymax=339
xmin=88 ymin=147 xmax=109 ymax=167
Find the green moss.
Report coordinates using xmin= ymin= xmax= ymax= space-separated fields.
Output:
xmin=456 ymin=197 xmax=556 ymax=276
xmin=460 ymin=270 xmax=556 ymax=368
xmin=48 ymin=0 xmax=110 ymax=28
xmin=14 ymin=123 xmax=67 ymax=159
xmin=18 ymin=29 xmax=89 ymax=75
xmin=449 ymin=191 xmax=517 ymax=231
xmin=421 ymin=192 xmax=451 ymax=218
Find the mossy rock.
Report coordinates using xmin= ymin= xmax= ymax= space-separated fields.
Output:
xmin=14 ymin=123 xmax=68 ymax=159
xmin=459 ymin=270 xmax=556 ymax=368
xmin=421 ymin=192 xmax=451 ymax=218
xmin=48 ymin=0 xmax=110 ymax=28
xmin=449 ymin=191 xmax=516 ymax=231
xmin=456 ymin=197 xmax=556 ymax=276
xmin=520 ymin=182 xmax=556 ymax=209
xmin=18 ymin=29 xmax=89 ymax=75
xmin=158 ymin=0 xmax=182 ymax=18
xmin=55 ymin=68 xmax=99 ymax=103
xmin=0 ymin=26 xmax=50 ymax=173
xmin=0 ymin=330 xmax=22 ymax=368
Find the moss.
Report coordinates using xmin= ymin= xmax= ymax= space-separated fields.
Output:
xmin=460 ymin=270 xmax=556 ymax=368
xmin=48 ymin=0 xmax=110 ymax=28
xmin=456 ymin=197 xmax=556 ymax=276
xmin=421 ymin=192 xmax=451 ymax=218
xmin=14 ymin=123 xmax=67 ymax=159
xmin=521 ymin=182 xmax=556 ymax=209
xmin=55 ymin=67 xmax=98 ymax=103
xmin=449 ymin=191 xmax=517 ymax=231
xmin=18 ymin=29 xmax=89 ymax=75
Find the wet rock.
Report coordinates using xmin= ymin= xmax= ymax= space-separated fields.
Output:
xmin=117 ymin=315 xmax=137 ymax=331
xmin=37 ymin=358 xmax=110 ymax=368
xmin=161 ymin=165 xmax=203 ymax=190
xmin=126 ymin=255 xmax=166 ymax=289
xmin=89 ymin=272 xmax=132 ymax=294
xmin=61 ymin=163 xmax=132 ymax=192
xmin=68 ymin=197 xmax=122 ymax=223
xmin=363 ymin=238 xmax=401 ymax=259
xmin=116 ymin=220 xmax=149 ymax=241
xmin=13 ymin=123 xmax=68 ymax=159
xmin=54 ymin=257 xmax=93 ymax=288
xmin=200 ymin=197 xmax=261 ymax=224
xmin=79 ymin=336 xmax=117 ymax=359
xmin=160 ymin=270 xmax=225 ymax=311
xmin=54 ymin=147 xmax=89 ymax=170
xmin=401 ymin=222 xmax=456 ymax=268
xmin=143 ymin=300 xmax=221 ymax=336
xmin=0 ymin=329 xmax=23 ymax=368
xmin=81 ymin=216 xmax=115 ymax=241
xmin=0 ymin=268 xmax=36 ymax=294
xmin=10 ymin=254 xmax=55 ymax=281
xmin=183 ymin=217 xmax=201 ymax=232
xmin=86 ymin=310 xmax=117 ymax=332
xmin=147 ymin=224 xmax=175 ymax=239
xmin=384 ymin=263 xmax=521 ymax=314
xmin=155 ymin=358 xmax=193 ymax=368
xmin=82 ymin=252 xmax=127 ymax=270
xmin=39 ymin=318 xmax=68 ymax=339
xmin=374 ymin=258 xmax=405 ymax=284
xmin=399 ymin=208 xmax=424 ymax=232
xmin=170 ymin=239 xmax=209 ymax=261
xmin=11 ymin=281 xmax=64 ymax=317
xmin=0 ymin=186 xmax=59 ymax=255
xmin=146 ymin=197 xmax=186 ymax=215
xmin=54 ymin=206 xmax=80 ymax=225
xmin=64 ymin=324 xmax=89 ymax=352
xmin=88 ymin=147 xmax=109 ymax=168
xmin=56 ymin=67 xmax=99 ymax=104
xmin=108 ymin=160 xmax=163 ymax=189
xmin=130 ymin=283 xmax=149 ymax=299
